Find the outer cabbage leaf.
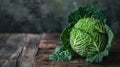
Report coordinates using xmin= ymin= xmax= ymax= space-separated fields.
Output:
xmin=68 ymin=6 xmax=107 ymax=24
xmin=49 ymin=24 xmax=75 ymax=61
xmin=49 ymin=46 xmax=72 ymax=61
xmin=86 ymin=24 xmax=114 ymax=62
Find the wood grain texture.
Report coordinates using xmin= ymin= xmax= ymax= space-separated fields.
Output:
xmin=35 ymin=33 xmax=120 ymax=67
xmin=0 ymin=33 xmax=41 ymax=67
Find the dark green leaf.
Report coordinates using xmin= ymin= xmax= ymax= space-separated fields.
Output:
xmin=68 ymin=6 xmax=107 ymax=24
xmin=49 ymin=46 xmax=73 ymax=61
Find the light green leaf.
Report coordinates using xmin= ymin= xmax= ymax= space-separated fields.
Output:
xmin=86 ymin=24 xmax=114 ymax=63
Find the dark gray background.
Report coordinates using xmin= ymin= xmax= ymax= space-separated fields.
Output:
xmin=0 ymin=0 xmax=120 ymax=34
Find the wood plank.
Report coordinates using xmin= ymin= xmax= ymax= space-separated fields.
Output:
xmin=0 ymin=34 xmax=41 ymax=67
xmin=35 ymin=33 xmax=120 ymax=67
xmin=39 ymin=39 xmax=61 ymax=49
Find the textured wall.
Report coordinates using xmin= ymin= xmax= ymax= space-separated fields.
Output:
xmin=0 ymin=0 xmax=120 ymax=33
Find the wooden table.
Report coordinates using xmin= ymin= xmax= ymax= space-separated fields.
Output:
xmin=34 ymin=33 xmax=120 ymax=67
xmin=0 ymin=34 xmax=41 ymax=67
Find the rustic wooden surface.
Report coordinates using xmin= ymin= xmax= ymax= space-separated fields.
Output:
xmin=34 ymin=33 xmax=120 ymax=67
xmin=0 ymin=33 xmax=120 ymax=67
xmin=0 ymin=33 xmax=41 ymax=67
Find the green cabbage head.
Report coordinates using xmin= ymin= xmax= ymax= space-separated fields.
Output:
xmin=70 ymin=18 xmax=109 ymax=62
xmin=50 ymin=6 xmax=114 ymax=63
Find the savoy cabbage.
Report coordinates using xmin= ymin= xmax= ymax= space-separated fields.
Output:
xmin=49 ymin=6 xmax=114 ymax=63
